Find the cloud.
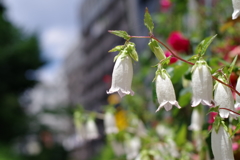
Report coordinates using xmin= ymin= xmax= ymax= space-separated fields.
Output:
xmin=40 ymin=26 xmax=77 ymax=60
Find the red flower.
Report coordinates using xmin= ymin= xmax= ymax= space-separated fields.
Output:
xmin=160 ymin=0 xmax=171 ymax=12
xmin=167 ymin=31 xmax=190 ymax=53
xmin=165 ymin=51 xmax=178 ymax=64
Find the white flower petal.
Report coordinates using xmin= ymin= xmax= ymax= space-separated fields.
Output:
xmin=189 ymin=108 xmax=203 ymax=131
xmin=232 ymin=0 xmax=240 ymax=19
xmin=104 ymin=112 xmax=118 ymax=134
xmin=211 ymin=126 xmax=234 ymax=160
xmin=156 ymin=73 xmax=181 ymax=112
xmin=107 ymin=55 xmax=134 ymax=97
xmin=214 ymin=83 xmax=235 ymax=119
xmin=192 ymin=64 xmax=214 ymax=107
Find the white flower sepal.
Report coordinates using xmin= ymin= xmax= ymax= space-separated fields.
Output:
xmin=107 ymin=53 xmax=134 ymax=98
xmin=211 ymin=126 xmax=234 ymax=160
xmin=85 ymin=119 xmax=99 ymax=140
xmin=191 ymin=60 xmax=214 ymax=107
xmin=155 ymin=68 xmax=181 ymax=112
xmin=104 ymin=112 xmax=118 ymax=135
xmin=214 ymin=82 xmax=237 ymax=119
xmin=232 ymin=0 xmax=240 ymax=19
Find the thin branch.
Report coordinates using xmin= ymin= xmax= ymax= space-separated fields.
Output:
xmin=219 ymin=108 xmax=240 ymax=116
xmin=128 ymin=35 xmax=240 ymax=96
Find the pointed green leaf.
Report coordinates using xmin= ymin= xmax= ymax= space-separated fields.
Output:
xmin=196 ymin=34 xmax=217 ymax=56
xmin=144 ymin=8 xmax=154 ymax=33
xmin=206 ymin=106 xmax=219 ymax=115
xmin=129 ymin=49 xmax=138 ymax=61
xmin=109 ymin=45 xmax=124 ymax=52
xmin=228 ymin=55 xmax=238 ymax=74
xmin=231 ymin=123 xmax=240 ymax=138
xmin=108 ymin=30 xmax=130 ymax=40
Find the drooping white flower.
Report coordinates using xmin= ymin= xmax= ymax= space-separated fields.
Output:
xmin=104 ymin=112 xmax=118 ymax=135
xmin=155 ymin=68 xmax=181 ymax=112
xmin=85 ymin=119 xmax=99 ymax=140
xmin=191 ymin=60 xmax=214 ymax=107
xmin=188 ymin=108 xmax=204 ymax=131
xmin=214 ymin=81 xmax=237 ymax=119
xmin=107 ymin=54 xmax=134 ymax=98
xmin=232 ymin=0 xmax=240 ymax=19
xmin=211 ymin=126 xmax=234 ymax=160
xmin=124 ymin=136 xmax=141 ymax=160
xmin=235 ymin=76 xmax=240 ymax=108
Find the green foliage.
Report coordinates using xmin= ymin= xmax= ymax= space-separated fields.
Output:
xmin=108 ymin=45 xmax=124 ymax=52
xmin=175 ymin=124 xmax=187 ymax=146
xmin=108 ymin=30 xmax=130 ymax=40
xmin=0 ymin=3 xmax=44 ymax=143
xmin=144 ymin=8 xmax=154 ymax=33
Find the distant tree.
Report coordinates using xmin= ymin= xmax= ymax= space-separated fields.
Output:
xmin=0 ymin=2 xmax=44 ymax=143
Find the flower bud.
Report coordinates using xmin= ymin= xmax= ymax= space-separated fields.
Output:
xmin=148 ymin=39 xmax=166 ymax=61
xmin=211 ymin=126 xmax=234 ymax=160
xmin=191 ymin=60 xmax=214 ymax=107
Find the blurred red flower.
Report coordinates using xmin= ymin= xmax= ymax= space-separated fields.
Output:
xmin=160 ymin=0 xmax=171 ymax=12
xmin=165 ymin=51 xmax=178 ymax=64
xmin=167 ymin=31 xmax=190 ymax=53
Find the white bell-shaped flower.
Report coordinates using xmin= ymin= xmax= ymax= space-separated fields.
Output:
xmin=211 ymin=126 xmax=234 ymax=160
xmin=107 ymin=54 xmax=134 ymax=98
xmin=214 ymin=82 xmax=236 ymax=119
xmin=124 ymin=136 xmax=141 ymax=160
xmin=232 ymin=0 xmax=240 ymax=19
xmin=188 ymin=108 xmax=204 ymax=131
xmin=85 ymin=119 xmax=99 ymax=140
xmin=235 ymin=76 xmax=240 ymax=108
xmin=156 ymin=69 xmax=181 ymax=112
xmin=104 ymin=112 xmax=118 ymax=135
xmin=191 ymin=60 xmax=214 ymax=107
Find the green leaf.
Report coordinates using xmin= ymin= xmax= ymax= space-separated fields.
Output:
xmin=196 ymin=34 xmax=217 ymax=56
xmin=144 ymin=8 xmax=154 ymax=33
xmin=228 ymin=55 xmax=238 ymax=74
xmin=178 ymin=88 xmax=191 ymax=107
xmin=231 ymin=123 xmax=240 ymax=138
xmin=108 ymin=30 xmax=130 ymax=40
xmin=213 ymin=115 xmax=221 ymax=133
xmin=175 ymin=124 xmax=187 ymax=146
xmin=171 ymin=63 xmax=189 ymax=83
xmin=108 ymin=45 xmax=124 ymax=52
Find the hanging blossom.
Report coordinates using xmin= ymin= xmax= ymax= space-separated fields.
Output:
xmin=214 ymin=80 xmax=238 ymax=119
xmin=191 ymin=60 xmax=214 ymax=107
xmin=155 ymin=66 xmax=181 ymax=112
xmin=211 ymin=126 xmax=234 ymax=160
xmin=235 ymin=76 xmax=240 ymax=108
xmin=188 ymin=108 xmax=204 ymax=131
xmin=104 ymin=112 xmax=118 ymax=135
xmin=232 ymin=0 xmax=240 ymax=19
xmin=107 ymin=42 xmax=138 ymax=98
xmin=85 ymin=118 xmax=99 ymax=140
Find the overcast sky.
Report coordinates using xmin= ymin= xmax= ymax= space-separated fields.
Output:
xmin=3 ymin=0 xmax=82 ymax=83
